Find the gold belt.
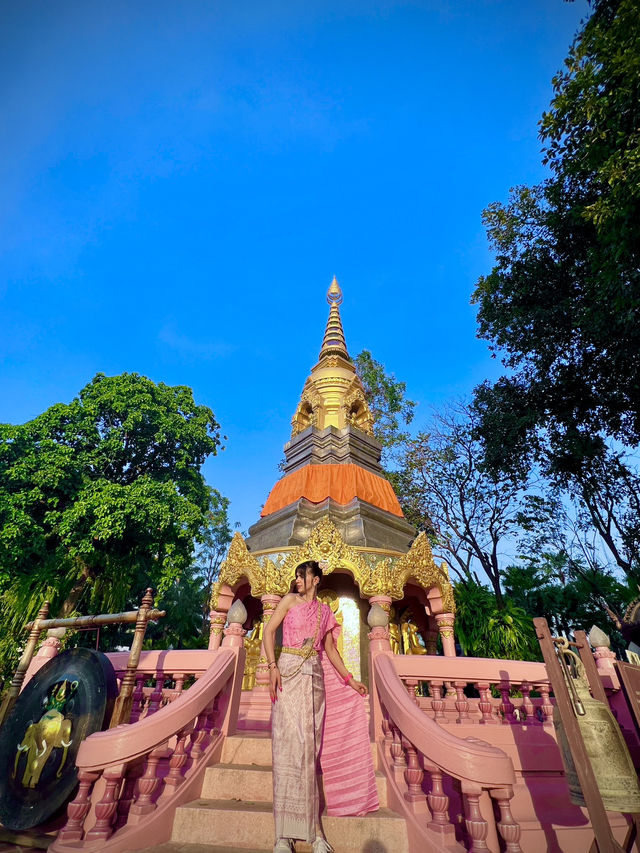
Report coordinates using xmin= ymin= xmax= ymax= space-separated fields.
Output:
xmin=280 ymin=646 xmax=318 ymax=658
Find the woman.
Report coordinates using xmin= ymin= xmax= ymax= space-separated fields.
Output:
xmin=263 ymin=560 xmax=379 ymax=853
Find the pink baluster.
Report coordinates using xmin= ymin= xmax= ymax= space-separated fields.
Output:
xmin=173 ymin=672 xmax=185 ymax=702
xmin=130 ymin=676 xmax=146 ymax=722
xmin=454 ymin=681 xmax=471 ymax=723
xmin=207 ymin=695 xmax=221 ymax=736
xmin=499 ymin=681 xmax=516 ymax=724
xmin=381 ymin=711 xmax=392 ymax=746
xmin=520 ymin=681 xmax=536 ymax=724
xmin=424 ymin=764 xmax=450 ymax=832
xmin=493 ymin=788 xmax=523 ymax=852
xmin=85 ymin=766 xmax=125 ymax=841
xmin=390 ymin=724 xmax=407 ymax=773
xmin=536 ymin=683 xmax=553 ymax=725
xmin=190 ymin=700 xmax=215 ymax=760
xmin=405 ymin=678 xmax=420 ymax=706
xmin=129 ymin=747 xmax=165 ymax=817
xmin=402 ymin=737 xmax=425 ymax=806
xmin=114 ymin=760 xmax=144 ymax=830
xmin=475 ymin=682 xmax=496 ymax=724
xmin=57 ymin=770 xmax=99 ymax=841
xmin=147 ymin=671 xmax=165 ymax=715
xmin=161 ymin=726 xmax=193 ymax=798
xmin=463 ymin=788 xmax=490 ymax=851
xmin=430 ymin=680 xmax=447 ymax=723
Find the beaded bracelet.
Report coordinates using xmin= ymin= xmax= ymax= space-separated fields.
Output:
xmin=343 ymin=672 xmax=353 ymax=685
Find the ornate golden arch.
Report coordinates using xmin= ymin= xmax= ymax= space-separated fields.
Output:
xmin=211 ymin=519 xmax=455 ymax=613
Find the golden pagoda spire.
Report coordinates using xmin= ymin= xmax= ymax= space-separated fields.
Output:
xmin=290 ymin=278 xmax=374 ymax=437
xmin=319 ymin=277 xmax=349 ymax=360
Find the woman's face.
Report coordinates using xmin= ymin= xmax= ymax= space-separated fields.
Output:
xmin=295 ymin=566 xmax=317 ymax=595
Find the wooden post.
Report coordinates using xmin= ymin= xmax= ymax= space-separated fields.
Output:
xmin=0 ymin=600 xmax=50 ymax=727
xmin=109 ymin=589 xmax=155 ymax=728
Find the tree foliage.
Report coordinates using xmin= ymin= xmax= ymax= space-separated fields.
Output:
xmin=453 ymin=580 xmax=540 ymax=660
xmin=354 ymin=350 xmax=416 ymax=464
xmin=473 ymin=0 xmax=640 ymax=474
xmin=393 ymin=403 xmax=530 ymax=606
xmin=193 ymin=488 xmax=235 ymax=636
xmin=0 ymin=372 xmax=223 ymax=677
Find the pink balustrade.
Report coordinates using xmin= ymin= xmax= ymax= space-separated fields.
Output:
xmin=49 ymin=644 xmax=245 ymax=853
xmin=106 ymin=649 xmax=220 ymax=722
xmin=372 ymin=653 xmax=533 ymax=852
xmin=391 ymin=655 xmax=553 ymax=727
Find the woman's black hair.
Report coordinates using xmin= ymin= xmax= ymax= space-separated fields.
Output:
xmin=295 ymin=560 xmax=322 ymax=579
xmin=291 ymin=560 xmax=322 ymax=592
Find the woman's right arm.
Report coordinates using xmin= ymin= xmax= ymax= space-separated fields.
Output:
xmin=263 ymin=594 xmax=294 ymax=702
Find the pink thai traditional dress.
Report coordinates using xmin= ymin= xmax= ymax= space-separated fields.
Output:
xmin=271 ymin=599 xmax=378 ymax=843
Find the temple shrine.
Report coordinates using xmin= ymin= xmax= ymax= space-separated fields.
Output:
xmin=208 ymin=278 xmax=457 ymax=708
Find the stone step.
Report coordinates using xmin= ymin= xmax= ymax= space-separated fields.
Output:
xmin=220 ymin=734 xmax=379 ymax=771
xmin=171 ymin=799 xmax=409 ymax=852
xmin=221 ymin=734 xmax=273 ymax=767
xmin=202 ymin=763 xmax=388 ymax=808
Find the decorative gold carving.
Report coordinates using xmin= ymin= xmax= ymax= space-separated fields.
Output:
xmin=343 ymin=386 xmax=374 ymax=436
xmin=282 ymin=517 xmax=368 ymax=582
xmin=213 ymin=522 xmax=454 ymax=627
xmin=210 ymin=533 xmax=262 ymax=609
xmin=394 ymin=533 xmax=456 ymax=613
xmin=291 ymin=386 xmax=322 ymax=436
xmin=251 ymin=558 xmax=292 ymax=598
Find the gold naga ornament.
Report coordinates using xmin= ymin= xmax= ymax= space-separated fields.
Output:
xmin=552 ymin=638 xmax=640 ymax=813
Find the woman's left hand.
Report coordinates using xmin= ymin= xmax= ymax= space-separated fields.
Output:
xmin=349 ymin=679 xmax=368 ymax=696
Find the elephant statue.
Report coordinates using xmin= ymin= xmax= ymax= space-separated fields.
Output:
xmin=12 ymin=679 xmax=76 ymax=789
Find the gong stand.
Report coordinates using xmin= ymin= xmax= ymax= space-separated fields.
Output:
xmin=534 ymin=618 xmax=640 ymax=853
xmin=0 ymin=588 xmax=165 ymax=729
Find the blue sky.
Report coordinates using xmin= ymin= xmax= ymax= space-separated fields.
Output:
xmin=1 ymin=0 xmax=588 ymax=531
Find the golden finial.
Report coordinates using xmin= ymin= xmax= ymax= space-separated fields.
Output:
xmin=327 ymin=276 xmax=343 ymax=306
xmin=319 ymin=277 xmax=348 ymax=360
xmin=290 ymin=277 xmax=374 ymax=437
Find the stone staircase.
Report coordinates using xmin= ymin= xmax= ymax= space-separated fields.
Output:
xmin=149 ymin=732 xmax=408 ymax=853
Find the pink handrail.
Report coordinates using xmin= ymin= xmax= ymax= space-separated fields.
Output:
xmin=77 ymin=648 xmax=236 ymax=770
xmin=374 ymin=653 xmax=515 ymax=788
xmin=391 ymin=654 xmax=548 ymax=684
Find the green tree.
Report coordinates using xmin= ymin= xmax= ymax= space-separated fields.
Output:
xmin=354 ymin=350 xmax=416 ymax=466
xmin=473 ymin=0 xmax=640 ymax=468
xmin=453 ymin=580 xmax=540 ymax=660
xmin=193 ymin=488 xmax=235 ymax=636
xmin=472 ymin=0 xmax=640 ymax=581
xmin=0 ymin=372 xmax=222 ymax=677
xmin=393 ymin=403 xmax=530 ymax=607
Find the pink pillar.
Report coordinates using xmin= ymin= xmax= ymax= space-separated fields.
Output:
xmin=208 ymin=585 xmax=234 ymax=651
xmin=255 ymin=594 xmax=282 ymax=691
xmin=593 ymin=643 xmax=620 ymax=690
xmin=368 ymin=595 xmax=393 ymax=743
xmin=221 ymin=625 xmax=247 ymax=736
xmin=435 ymin=613 xmax=456 ymax=657
xmin=222 ymin=623 xmax=246 ymax=649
